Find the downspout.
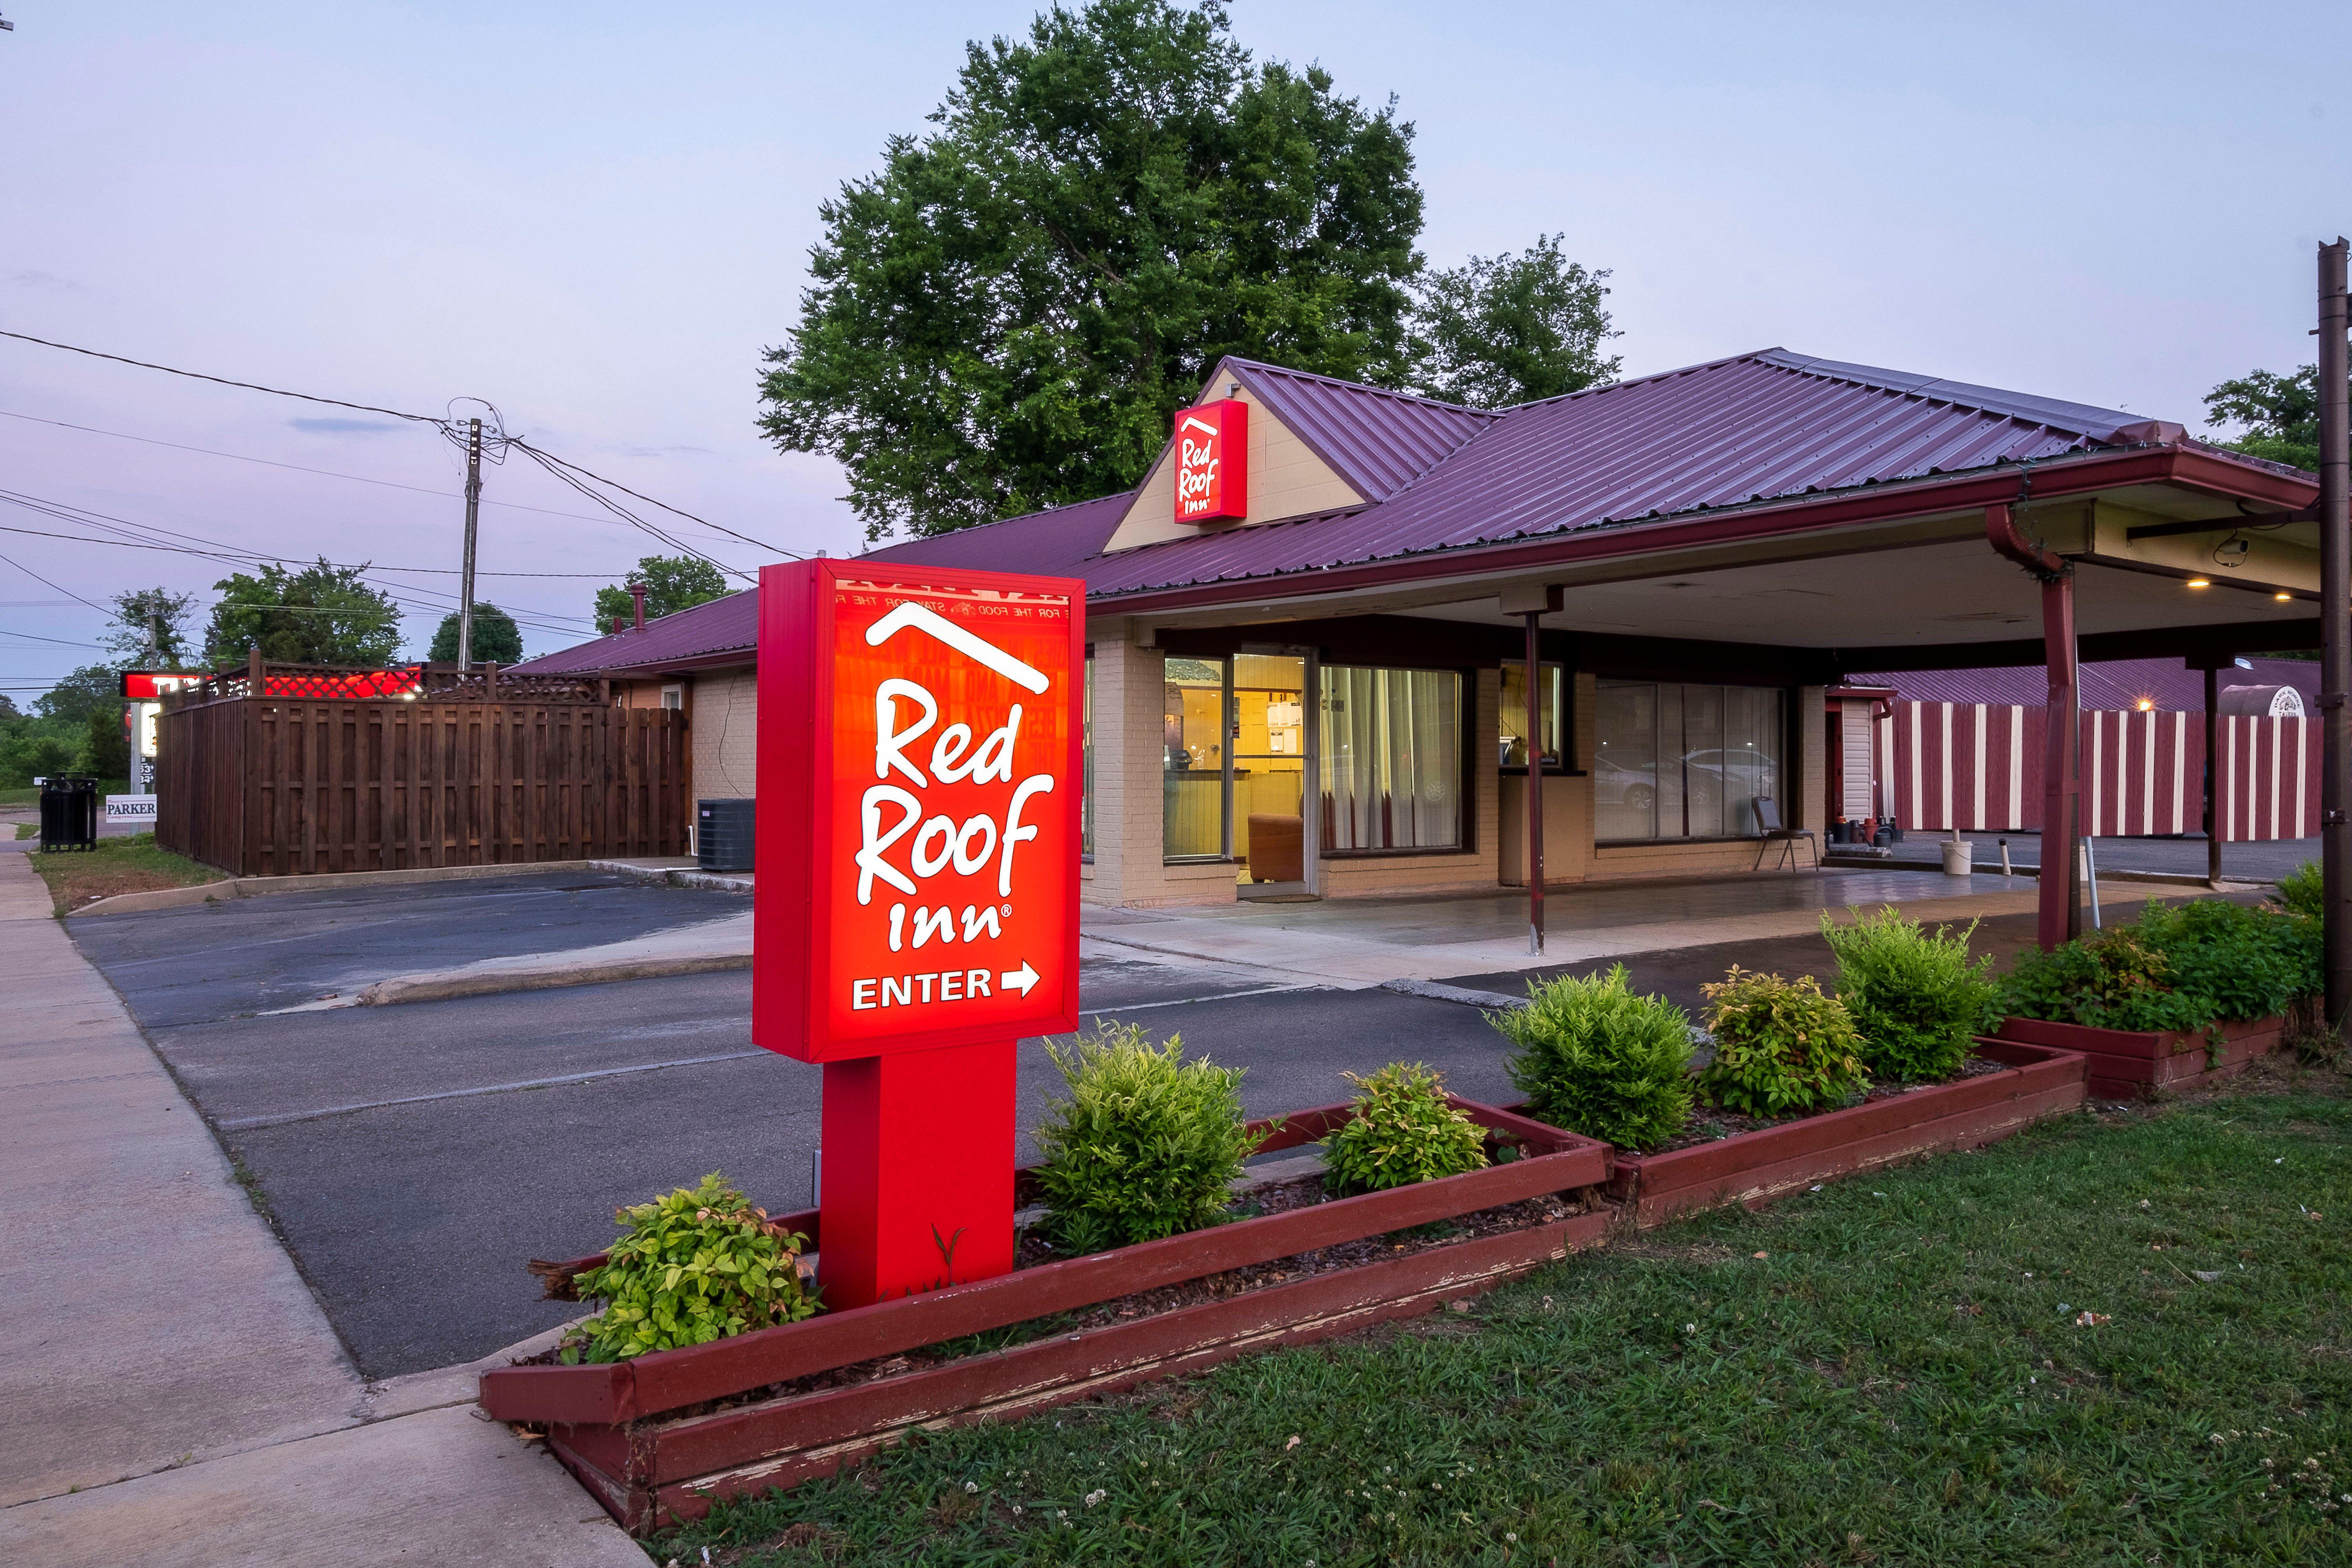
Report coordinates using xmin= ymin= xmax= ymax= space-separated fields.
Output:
xmin=1985 ymin=472 xmax=2083 ymax=948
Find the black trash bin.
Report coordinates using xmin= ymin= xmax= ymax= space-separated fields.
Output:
xmin=39 ymin=775 xmax=99 ymax=852
xmin=697 ymin=798 xmax=754 ymax=873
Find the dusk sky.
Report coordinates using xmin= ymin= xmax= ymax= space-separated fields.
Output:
xmin=2 ymin=1 xmax=2345 ymax=700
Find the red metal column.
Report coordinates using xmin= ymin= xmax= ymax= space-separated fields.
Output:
xmin=2319 ymin=237 xmax=2350 ymax=1030
xmin=2040 ymin=570 xmax=2082 ymax=947
xmin=1525 ymin=609 xmax=1544 ymax=954
xmin=818 ymin=1038 xmax=1017 ymax=1311
xmin=2203 ymin=664 xmax=2222 ymax=888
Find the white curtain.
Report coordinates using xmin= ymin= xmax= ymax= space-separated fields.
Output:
xmin=1320 ymin=668 xmax=1462 ymax=851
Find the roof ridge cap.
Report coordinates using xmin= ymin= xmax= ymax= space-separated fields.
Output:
xmin=1222 ymin=357 xmax=1501 ymax=419
xmin=1748 ymin=348 xmax=2149 ymax=440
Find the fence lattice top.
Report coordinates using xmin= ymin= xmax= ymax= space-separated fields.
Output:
xmin=160 ymin=662 xmax=603 ymax=705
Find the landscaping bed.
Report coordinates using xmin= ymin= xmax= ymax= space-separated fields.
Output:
xmin=1593 ymin=1039 xmax=2088 ymax=1225
xmin=27 ymin=831 xmax=227 ymax=915
xmin=482 ymin=1097 xmax=1612 ymax=1534
xmin=1994 ymin=1013 xmax=2284 ymax=1099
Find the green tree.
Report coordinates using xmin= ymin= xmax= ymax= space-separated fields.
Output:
xmin=2203 ymin=363 xmax=2337 ymax=472
xmin=0 ymin=728 xmax=76 ymax=787
xmin=1406 ymin=234 xmax=1621 ymax=409
xmin=36 ymin=663 xmax=126 ymax=726
xmin=75 ymin=700 xmax=129 ymax=781
xmin=427 ymin=604 xmax=523 ymax=664
xmin=203 ymin=560 xmax=403 ymax=667
xmin=592 ymin=555 xmax=729 ymax=629
xmin=759 ymin=0 xmax=1425 ymax=540
xmin=101 ymin=586 xmax=200 ymax=669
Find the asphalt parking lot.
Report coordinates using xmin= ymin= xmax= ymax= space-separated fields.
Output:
xmin=74 ymin=873 xmax=1519 ymax=1377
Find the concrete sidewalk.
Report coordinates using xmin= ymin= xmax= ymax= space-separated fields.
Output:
xmin=0 ymin=852 xmax=644 ymax=1566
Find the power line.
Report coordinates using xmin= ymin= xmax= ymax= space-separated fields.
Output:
xmin=0 ymin=329 xmax=443 ymax=425
xmin=510 ymin=437 xmax=803 ymax=562
xmin=0 ymin=628 xmax=105 ymax=647
xmin=0 ymin=545 xmax=110 ymax=614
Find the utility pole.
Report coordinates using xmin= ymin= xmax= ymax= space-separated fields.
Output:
xmin=457 ymin=416 xmax=483 ymax=670
xmin=2319 ymin=237 xmax=2350 ymax=1031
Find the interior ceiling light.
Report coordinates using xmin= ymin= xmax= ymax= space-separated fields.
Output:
xmin=2186 ymin=578 xmax=2211 ymax=589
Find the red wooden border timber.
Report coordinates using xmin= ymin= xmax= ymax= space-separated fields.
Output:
xmin=1592 ymin=1041 xmax=2087 ymax=1227
xmin=481 ymin=1100 xmax=1609 ymax=1532
xmin=1993 ymin=1014 xmax=2284 ymax=1099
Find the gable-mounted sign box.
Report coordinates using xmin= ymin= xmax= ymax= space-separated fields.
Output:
xmin=1174 ymin=397 xmax=1248 ymax=523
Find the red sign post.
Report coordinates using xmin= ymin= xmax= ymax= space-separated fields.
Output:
xmin=1174 ymin=399 xmax=1248 ymax=523
xmin=754 ymin=560 xmax=1083 ymax=1309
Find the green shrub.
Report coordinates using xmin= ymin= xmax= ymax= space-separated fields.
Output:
xmin=1995 ymin=898 xmax=2319 ymax=1033
xmin=2277 ymin=860 xmax=2323 ymax=921
xmin=1492 ymin=965 xmax=1694 ymax=1153
xmin=1820 ymin=906 xmax=1996 ymax=1082
xmin=563 ymin=1172 xmax=818 ymax=1364
xmin=1697 ymin=967 xmax=1868 ymax=1118
xmin=1319 ymin=1062 xmax=1489 ymax=1195
xmin=1031 ymin=1021 xmax=1269 ymax=1255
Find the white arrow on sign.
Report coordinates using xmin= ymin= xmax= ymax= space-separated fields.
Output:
xmin=999 ymin=961 xmax=1040 ymax=998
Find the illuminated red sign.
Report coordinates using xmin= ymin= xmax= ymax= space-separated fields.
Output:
xmin=753 ymin=561 xmax=1083 ymax=1061
xmin=1174 ymin=398 xmax=1248 ymax=523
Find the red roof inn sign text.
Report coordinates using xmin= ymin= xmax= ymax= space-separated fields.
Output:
xmin=755 ymin=560 xmax=1083 ymax=1308
xmin=1174 ymin=398 xmax=1248 ymax=523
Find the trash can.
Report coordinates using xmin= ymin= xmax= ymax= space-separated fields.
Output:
xmin=38 ymin=775 xmax=99 ymax=852
xmin=697 ymin=798 xmax=754 ymax=873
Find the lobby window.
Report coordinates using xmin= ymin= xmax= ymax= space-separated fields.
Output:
xmin=1162 ymin=656 xmax=1227 ymax=859
xmin=1594 ymin=680 xmax=1783 ymax=841
xmin=1498 ymin=661 xmax=1568 ymax=771
xmin=1321 ymin=666 xmax=1464 ymax=853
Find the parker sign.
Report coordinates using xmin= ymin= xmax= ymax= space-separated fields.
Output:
xmin=1173 ymin=398 xmax=1248 ymax=523
xmin=752 ymin=560 xmax=1083 ymax=1062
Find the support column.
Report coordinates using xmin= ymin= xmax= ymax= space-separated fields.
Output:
xmin=2203 ymin=664 xmax=2222 ymax=889
xmin=2319 ymin=237 xmax=2350 ymax=1031
xmin=1524 ymin=609 xmax=1545 ymax=954
xmin=2040 ymin=569 xmax=2083 ymax=948
xmin=818 ymin=1039 xmax=1016 ymax=1310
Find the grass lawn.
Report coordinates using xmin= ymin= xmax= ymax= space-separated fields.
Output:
xmin=648 ymin=1066 xmax=2352 ymax=1566
xmin=26 ymin=831 xmax=227 ymax=915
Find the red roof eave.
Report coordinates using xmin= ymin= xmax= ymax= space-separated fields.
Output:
xmin=1084 ymin=444 xmax=2317 ymax=620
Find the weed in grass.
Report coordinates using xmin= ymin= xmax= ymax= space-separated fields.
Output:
xmin=649 ymin=1067 xmax=2352 ymax=1566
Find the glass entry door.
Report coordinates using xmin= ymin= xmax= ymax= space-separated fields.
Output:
xmin=1232 ymin=651 xmax=1316 ymax=897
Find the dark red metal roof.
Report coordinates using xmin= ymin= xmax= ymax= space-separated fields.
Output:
xmin=509 ymin=587 xmax=757 ymax=675
xmin=859 ymin=490 xmax=1130 ymax=576
xmin=1223 ymin=358 xmax=1495 ymax=500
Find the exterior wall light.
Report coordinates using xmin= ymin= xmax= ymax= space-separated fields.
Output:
xmin=2186 ymin=578 xmax=2211 ymax=589
xmin=2134 ymin=698 xmax=2154 ymax=712
xmin=2277 ymin=592 xmax=2295 ymax=601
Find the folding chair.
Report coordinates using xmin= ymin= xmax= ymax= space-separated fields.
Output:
xmin=1752 ymin=796 xmax=1819 ymax=870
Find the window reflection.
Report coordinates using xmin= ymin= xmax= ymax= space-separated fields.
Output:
xmin=1595 ymin=680 xmax=1782 ymax=840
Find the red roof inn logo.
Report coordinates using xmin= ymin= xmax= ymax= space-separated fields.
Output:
xmin=1174 ymin=398 xmax=1248 ymax=522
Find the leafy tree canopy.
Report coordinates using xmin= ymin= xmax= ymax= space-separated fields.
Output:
xmin=203 ymin=559 xmax=404 ymax=667
xmin=760 ymin=0 xmax=1426 ymax=540
xmin=2202 ymin=363 xmax=2336 ymax=473
xmin=36 ymin=663 xmax=127 ymax=726
xmin=593 ymin=555 xmax=730 ymax=629
xmin=1406 ymin=235 xmax=1621 ymax=409
xmin=101 ymin=586 xmax=200 ymax=669
xmin=427 ymin=604 xmax=523 ymax=664
xmin=76 ymin=700 xmax=129 ymax=780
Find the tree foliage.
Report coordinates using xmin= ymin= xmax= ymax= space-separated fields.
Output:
xmin=2203 ymin=363 xmax=2336 ymax=472
xmin=101 ymin=587 xmax=200 ymax=669
xmin=36 ymin=664 xmax=125 ymax=726
xmin=427 ymin=604 xmax=523 ymax=664
xmin=592 ymin=554 xmax=730 ymax=630
xmin=1406 ymin=234 xmax=1620 ymax=408
xmin=203 ymin=560 xmax=403 ymax=667
xmin=759 ymin=0 xmax=1425 ymax=540
xmin=78 ymin=701 xmax=130 ymax=780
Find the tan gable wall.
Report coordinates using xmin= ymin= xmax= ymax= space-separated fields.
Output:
xmin=1100 ymin=380 xmax=1363 ymax=554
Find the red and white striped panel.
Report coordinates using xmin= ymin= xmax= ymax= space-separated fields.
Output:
xmin=1879 ymin=702 xmax=2316 ymax=842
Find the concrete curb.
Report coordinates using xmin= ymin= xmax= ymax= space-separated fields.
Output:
xmin=357 ymin=951 xmax=751 ymax=1007
xmin=1820 ymin=855 xmax=2276 ymax=892
xmin=1379 ymin=977 xmax=1528 ymax=1011
xmin=67 ymin=859 xmax=607 ymax=919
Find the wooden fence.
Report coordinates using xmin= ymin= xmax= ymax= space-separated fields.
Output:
xmin=158 ymin=695 xmax=687 ymax=876
xmin=1878 ymin=699 xmax=2319 ymax=841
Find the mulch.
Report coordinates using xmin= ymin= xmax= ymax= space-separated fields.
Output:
xmin=1645 ymin=1054 xmax=2009 ymax=1155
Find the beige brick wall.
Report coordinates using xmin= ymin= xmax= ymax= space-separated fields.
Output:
xmin=691 ymin=665 xmax=759 ymax=801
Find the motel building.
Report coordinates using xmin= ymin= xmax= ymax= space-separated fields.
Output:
xmin=513 ymin=348 xmax=2323 ymax=914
